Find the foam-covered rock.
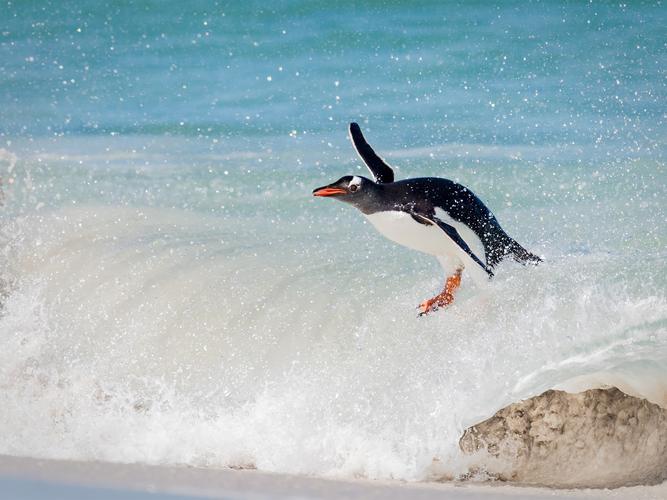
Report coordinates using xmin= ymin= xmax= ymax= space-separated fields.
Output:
xmin=459 ymin=387 xmax=667 ymax=488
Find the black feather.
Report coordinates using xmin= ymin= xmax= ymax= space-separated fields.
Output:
xmin=349 ymin=123 xmax=394 ymax=184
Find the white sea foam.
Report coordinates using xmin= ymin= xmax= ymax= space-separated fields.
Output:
xmin=0 ymin=198 xmax=664 ymax=481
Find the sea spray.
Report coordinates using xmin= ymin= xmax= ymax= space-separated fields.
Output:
xmin=0 ymin=182 xmax=664 ymax=480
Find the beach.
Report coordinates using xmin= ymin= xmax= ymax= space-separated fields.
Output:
xmin=2 ymin=455 xmax=667 ymax=500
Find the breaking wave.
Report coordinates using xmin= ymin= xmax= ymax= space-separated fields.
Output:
xmin=0 ymin=195 xmax=665 ymax=485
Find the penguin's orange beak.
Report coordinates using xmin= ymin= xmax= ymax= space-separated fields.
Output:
xmin=313 ymin=186 xmax=346 ymax=197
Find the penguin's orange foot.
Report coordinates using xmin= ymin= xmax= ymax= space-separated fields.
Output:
xmin=417 ymin=269 xmax=462 ymax=317
xmin=417 ymin=298 xmax=439 ymax=316
xmin=417 ymin=295 xmax=453 ymax=316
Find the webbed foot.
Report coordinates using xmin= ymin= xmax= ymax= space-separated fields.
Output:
xmin=417 ymin=269 xmax=462 ymax=316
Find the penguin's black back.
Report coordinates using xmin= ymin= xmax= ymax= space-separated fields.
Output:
xmin=377 ymin=177 xmax=540 ymax=268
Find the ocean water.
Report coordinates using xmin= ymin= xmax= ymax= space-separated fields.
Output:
xmin=0 ymin=0 xmax=666 ymax=482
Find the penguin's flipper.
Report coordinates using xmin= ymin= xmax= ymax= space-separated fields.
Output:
xmin=348 ymin=122 xmax=394 ymax=184
xmin=410 ymin=212 xmax=494 ymax=279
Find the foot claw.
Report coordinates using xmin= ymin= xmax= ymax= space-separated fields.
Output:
xmin=418 ymin=300 xmax=438 ymax=316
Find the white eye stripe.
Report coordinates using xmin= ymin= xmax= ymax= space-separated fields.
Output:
xmin=350 ymin=176 xmax=362 ymax=186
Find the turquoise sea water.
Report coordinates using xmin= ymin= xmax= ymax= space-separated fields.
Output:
xmin=0 ymin=1 xmax=665 ymax=482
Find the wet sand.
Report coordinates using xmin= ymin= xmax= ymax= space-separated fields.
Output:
xmin=1 ymin=455 xmax=666 ymax=500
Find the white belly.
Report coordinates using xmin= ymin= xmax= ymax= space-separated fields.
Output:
xmin=365 ymin=211 xmax=458 ymax=256
xmin=364 ymin=209 xmax=489 ymax=284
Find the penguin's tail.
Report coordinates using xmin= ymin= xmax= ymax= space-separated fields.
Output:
xmin=486 ymin=234 xmax=542 ymax=269
xmin=506 ymin=237 xmax=542 ymax=266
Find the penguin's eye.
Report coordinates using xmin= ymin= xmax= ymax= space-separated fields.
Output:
xmin=349 ymin=184 xmax=359 ymax=192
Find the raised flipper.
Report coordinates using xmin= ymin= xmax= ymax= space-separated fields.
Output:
xmin=410 ymin=212 xmax=494 ymax=279
xmin=348 ymin=122 xmax=395 ymax=184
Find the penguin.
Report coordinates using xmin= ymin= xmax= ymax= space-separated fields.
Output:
xmin=313 ymin=122 xmax=541 ymax=315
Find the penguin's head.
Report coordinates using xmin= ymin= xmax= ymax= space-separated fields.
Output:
xmin=312 ymin=175 xmax=376 ymax=207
